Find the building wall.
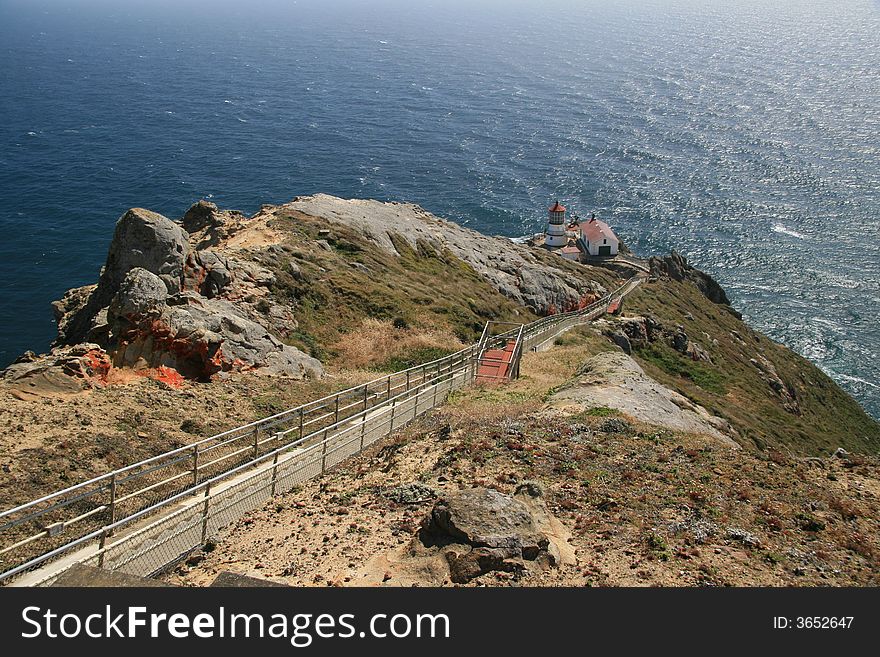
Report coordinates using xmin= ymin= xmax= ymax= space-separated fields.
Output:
xmin=584 ymin=235 xmax=619 ymax=256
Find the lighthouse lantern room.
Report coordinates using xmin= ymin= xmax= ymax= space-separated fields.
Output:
xmin=545 ymin=200 xmax=568 ymax=248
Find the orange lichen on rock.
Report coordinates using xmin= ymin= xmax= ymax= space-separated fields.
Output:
xmin=152 ymin=365 xmax=186 ymax=388
xmin=82 ymin=349 xmax=113 ymax=383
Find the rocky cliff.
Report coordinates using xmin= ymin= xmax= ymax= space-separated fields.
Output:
xmin=4 ymin=195 xmax=623 ymax=395
xmin=15 ymin=207 xmax=323 ymax=388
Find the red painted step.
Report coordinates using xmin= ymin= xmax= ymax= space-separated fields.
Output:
xmin=475 ymin=340 xmax=518 ymax=383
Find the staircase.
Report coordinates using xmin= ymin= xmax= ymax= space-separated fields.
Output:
xmin=474 ymin=322 xmax=525 ymax=384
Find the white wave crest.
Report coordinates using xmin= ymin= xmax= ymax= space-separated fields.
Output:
xmin=772 ymin=223 xmax=806 ymax=239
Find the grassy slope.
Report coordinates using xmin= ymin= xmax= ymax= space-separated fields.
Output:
xmin=264 ymin=209 xmax=621 ymax=369
xmin=624 ymin=279 xmax=880 ymax=456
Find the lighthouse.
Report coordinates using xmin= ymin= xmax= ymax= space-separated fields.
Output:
xmin=545 ymin=200 xmax=567 ymax=248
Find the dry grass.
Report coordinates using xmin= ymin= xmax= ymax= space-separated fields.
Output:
xmin=330 ymin=318 xmax=464 ymax=371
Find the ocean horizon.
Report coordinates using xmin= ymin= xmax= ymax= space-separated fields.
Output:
xmin=1 ymin=0 xmax=878 ymax=418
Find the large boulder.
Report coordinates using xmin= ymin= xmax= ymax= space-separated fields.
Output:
xmin=108 ymin=268 xmax=168 ymax=321
xmin=52 ymin=209 xmax=188 ymax=346
xmin=181 ymin=200 xmax=221 ymax=234
xmin=425 ymin=487 xmax=547 ymax=556
xmin=180 ymin=200 xmax=249 ymax=249
xmin=101 ymin=208 xmax=190 ymax=295
xmin=420 ymin=485 xmax=567 ymax=583
xmin=44 ymin=204 xmax=322 ymax=382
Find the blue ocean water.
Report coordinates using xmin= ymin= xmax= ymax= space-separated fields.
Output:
xmin=1 ymin=0 xmax=878 ymax=418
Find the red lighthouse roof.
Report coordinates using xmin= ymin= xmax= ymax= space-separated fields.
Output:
xmin=548 ymin=201 xmax=566 ymax=213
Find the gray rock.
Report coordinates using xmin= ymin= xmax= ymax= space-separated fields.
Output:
xmin=182 ymin=250 xmax=233 ymax=298
xmin=43 ymin=203 xmax=322 ymax=382
xmin=181 ymin=200 xmax=220 ymax=233
xmin=108 ymin=268 xmax=167 ymax=321
xmin=424 ymin=487 xmax=548 ymax=556
xmin=102 ymin=208 xmax=190 ymax=295
xmin=553 ymin=351 xmax=740 ymax=447
xmin=672 ymin=330 xmax=690 ymax=353
xmin=287 ymin=261 xmax=304 ymax=280
xmin=445 ymin=547 xmax=523 ymax=584
xmin=726 ymin=527 xmax=761 ymax=548
xmin=180 ymin=200 xmax=250 ymax=249
xmin=648 ymin=250 xmax=738 ymax=314
xmin=618 ymin=316 xmax=649 ymax=347
xmin=609 ymin=330 xmax=632 ymax=354
xmin=599 ymin=417 xmax=633 ymax=434
xmin=108 ymin=293 xmax=322 ymax=380
xmin=685 ymin=340 xmax=712 ymax=363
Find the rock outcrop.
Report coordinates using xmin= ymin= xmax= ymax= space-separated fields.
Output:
xmin=549 ymin=351 xmax=739 ymax=447
xmin=420 ymin=484 xmax=568 ymax=583
xmin=2 ymin=344 xmax=112 ymax=399
xmin=181 ymin=200 xmax=250 ymax=249
xmin=47 ymin=205 xmax=321 ymax=383
xmin=286 ymin=194 xmax=607 ymax=313
xmin=750 ymin=354 xmax=800 ymax=414
xmin=597 ymin=314 xmax=713 ymax=363
xmin=649 ymin=250 xmax=738 ymax=313
xmin=101 ymin=208 xmax=190 ymax=296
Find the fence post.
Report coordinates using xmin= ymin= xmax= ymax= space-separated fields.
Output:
xmin=299 ymin=409 xmax=304 ymax=441
xmin=252 ymin=426 xmax=260 ymax=460
xmin=390 ymin=399 xmax=397 ymax=432
xmin=192 ymin=445 xmax=199 ymax=487
xmin=200 ymin=484 xmax=212 ymax=544
xmin=359 ymin=413 xmax=367 ymax=452
xmin=270 ymin=452 xmax=280 ymax=496
xmin=97 ymin=528 xmax=108 ymax=568
xmin=108 ymin=473 xmax=117 ymax=535
xmin=321 ymin=428 xmax=329 ymax=473
xmin=363 ymin=385 xmax=369 ymax=411
xmin=386 ymin=376 xmax=392 ymax=401
xmin=406 ymin=370 xmax=411 ymax=391
xmin=334 ymin=396 xmax=340 ymax=424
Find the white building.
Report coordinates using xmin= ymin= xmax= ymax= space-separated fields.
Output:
xmin=580 ymin=216 xmax=619 ymax=256
xmin=544 ymin=201 xmax=568 ymax=248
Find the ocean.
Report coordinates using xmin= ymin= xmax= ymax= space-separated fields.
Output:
xmin=1 ymin=0 xmax=878 ymax=419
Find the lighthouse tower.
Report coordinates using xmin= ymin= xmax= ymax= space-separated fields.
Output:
xmin=545 ymin=200 xmax=567 ymax=248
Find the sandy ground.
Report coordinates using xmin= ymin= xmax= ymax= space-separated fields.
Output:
xmin=165 ymin=344 xmax=880 ymax=588
xmin=0 ymin=367 xmax=376 ymax=512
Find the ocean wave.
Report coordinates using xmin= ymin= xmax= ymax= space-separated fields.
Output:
xmin=771 ymin=223 xmax=806 ymax=239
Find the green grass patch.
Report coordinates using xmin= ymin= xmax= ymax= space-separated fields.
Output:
xmin=636 ymin=343 xmax=726 ymax=395
xmin=585 ymin=406 xmax=619 ymax=417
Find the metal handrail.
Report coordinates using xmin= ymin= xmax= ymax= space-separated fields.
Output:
xmin=0 ymin=357 xmax=476 ymax=583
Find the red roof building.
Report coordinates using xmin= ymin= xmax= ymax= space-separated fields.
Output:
xmin=580 ymin=217 xmax=619 ymax=256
